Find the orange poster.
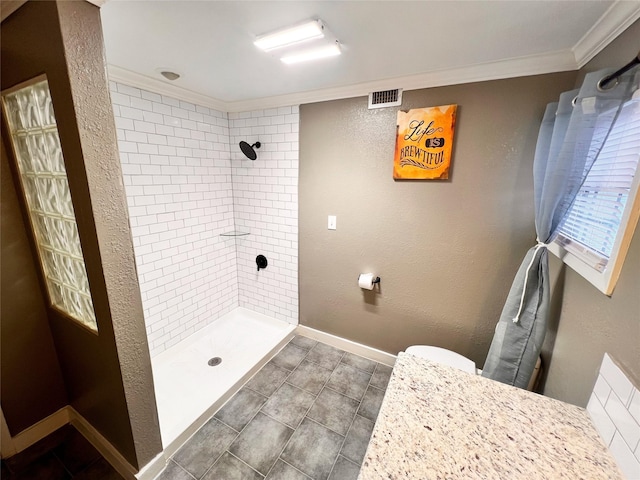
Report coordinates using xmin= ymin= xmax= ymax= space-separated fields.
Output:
xmin=393 ymin=105 xmax=457 ymax=180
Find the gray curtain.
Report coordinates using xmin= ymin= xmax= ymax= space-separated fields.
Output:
xmin=482 ymin=69 xmax=636 ymax=388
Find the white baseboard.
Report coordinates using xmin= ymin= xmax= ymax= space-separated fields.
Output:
xmin=134 ymin=451 xmax=167 ymax=480
xmin=2 ymin=405 xmax=138 ymax=480
xmin=1 ymin=408 xmax=17 ymax=458
xmin=4 ymin=407 xmax=70 ymax=457
xmin=295 ymin=326 xmax=397 ymax=367
xmin=68 ymin=408 xmax=137 ymax=480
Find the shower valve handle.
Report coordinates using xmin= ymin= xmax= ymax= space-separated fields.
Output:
xmin=256 ymin=255 xmax=268 ymax=271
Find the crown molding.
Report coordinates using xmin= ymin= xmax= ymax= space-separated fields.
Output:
xmin=109 ymin=49 xmax=576 ymax=114
xmin=107 ymin=65 xmax=228 ymax=112
xmin=573 ymin=0 xmax=640 ymax=68
xmin=224 ymin=49 xmax=577 ymax=112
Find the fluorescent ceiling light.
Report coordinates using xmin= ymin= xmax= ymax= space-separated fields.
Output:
xmin=254 ymin=20 xmax=325 ymax=52
xmin=281 ymin=42 xmax=341 ymax=65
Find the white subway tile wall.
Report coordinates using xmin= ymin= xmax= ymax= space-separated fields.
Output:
xmin=110 ymin=82 xmax=239 ymax=357
xmin=587 ymin=353 xmax=640 ymax=479
xmin=228 ymin=108 xmax=299 ymax=324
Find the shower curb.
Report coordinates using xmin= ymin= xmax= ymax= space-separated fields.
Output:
xmin=136 ymin=329 xmax=296 ymax=480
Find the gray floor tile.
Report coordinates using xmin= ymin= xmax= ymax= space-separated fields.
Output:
xmin=307 ymin=387 xmax=359 ymax=436
xmin=328 ymin=456 xmax=360 ymax=480
xmin=290 ymin=335 xmax=318 ymax=351
xmin=286 ymin=359 xmax=333 ymax=395
xmin=172 ymin=417 xmax=237 ymax=479
xmin=155 ymin=460 xmax=195 ymax=480
xmin=326 ymin=363 xmax=372 ymax=401
xmin=73 ymin=458 xmax=124 ymax=480
xmin=271 ymin=344 xmax=308 ymax=371
xmin=281 ymin=418 xmax=344 ymax=480
xmin=341 ymin=352 xmax=377 ymax=373
xmin=340 ymin=414 xmax=375 ymax=465
xmin=1 ymin=425 xmax=123 ymax=480
xmin=4 ymin=426 xmax=70 ymax=474
xmin=202 ymin=452 xmax=263 ymax=480
xmin=305 ymin=343 xmax=345 ymax=371
xmin=265 ymin=460 xmax=312 ymax=480
xmin=357 ymin=386 xmax=385 ymax=422
xmin=261 ymin=382 xmax=316 ymax=428
xmin=52 ymin=427 xmax=101 ymax=475
xmin=245 ymin=361 xmax=291 ymax=397
xmin=165 ymin=341 xmax=389 ymax=480
xmin=8 ymin=453 xmax=70 ymax=480
xmin=370 ymin=363 xmax=393 ymax=390
xmin=229 ymin=412 xmax=293 ymax=475
xmin=214 ymin=388 xmax=268 ymax=432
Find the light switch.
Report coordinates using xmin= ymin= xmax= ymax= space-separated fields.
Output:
xmin=328 ymin=215 xmax=337 ymax=230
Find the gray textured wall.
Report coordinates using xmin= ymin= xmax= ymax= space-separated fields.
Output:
xmin=56 ymin=1 xmax=163 ymax=466
xmin=542 ymin=19 xmax=640 ymax=407
xmin=1 ymin=1 xmax=161 ymax=468
xmin=1 ymin=142 xmax=68 ymax=435
xmin=299 ymin=72 xmax=577 ymax=366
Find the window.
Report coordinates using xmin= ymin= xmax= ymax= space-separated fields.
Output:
xmin=549 ymin=91 xmax=640 ymax=295
xmin=2 ymin=77 xmax=98 ymax=331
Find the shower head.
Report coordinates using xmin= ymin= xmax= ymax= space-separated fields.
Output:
xmin=239 ymin=141 xmax=261 ymax=160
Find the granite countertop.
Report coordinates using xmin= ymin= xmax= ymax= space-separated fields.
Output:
xmin=359 ymin=352 xmax=622 ymax=479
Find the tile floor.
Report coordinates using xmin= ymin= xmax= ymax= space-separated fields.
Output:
xmin=0 ymin=424 xmax=124 ymax=480
xmin=157 ymin=335 xmax=393 ymax=480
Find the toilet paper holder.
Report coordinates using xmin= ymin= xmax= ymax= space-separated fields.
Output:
xmin=357 ymin=274 xmax=380 ymax=283
xmin=358 ymin=273 xmax=381 ymax=290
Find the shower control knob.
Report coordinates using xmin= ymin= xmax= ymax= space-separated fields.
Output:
xmin=256 ymin=255 xmax=268 ymax=271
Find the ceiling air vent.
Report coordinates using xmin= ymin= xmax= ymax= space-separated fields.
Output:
xmin=368 ymin=89 xmax=403 ymax=109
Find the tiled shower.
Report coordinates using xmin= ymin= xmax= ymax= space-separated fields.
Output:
xmin=229 ymin=108 xmax=299 ymax=325
xmin=109 ymin=81 xmax=299 ymax=357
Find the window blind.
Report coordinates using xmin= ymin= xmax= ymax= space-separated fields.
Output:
xmin=557 ymin=97 xmax=640 ymax=271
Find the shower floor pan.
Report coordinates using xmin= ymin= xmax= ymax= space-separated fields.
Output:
xmin=150 ymin=307 xmax=296 ymax=450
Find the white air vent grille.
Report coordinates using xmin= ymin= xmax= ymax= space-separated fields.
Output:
xmin=368 ymin=89 xmax=403 ymax=109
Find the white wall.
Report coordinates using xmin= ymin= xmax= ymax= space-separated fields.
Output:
xmin=110 ymin=82 xmax=238 ymax=357
xmin=228 ymin=108 xmax=299 ymax=325
xmin=110 ymin=83 xmax=299 ymax=356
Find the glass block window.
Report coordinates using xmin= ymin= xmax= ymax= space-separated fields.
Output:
xmin=2 ymin=78 xmax=97 ymax=331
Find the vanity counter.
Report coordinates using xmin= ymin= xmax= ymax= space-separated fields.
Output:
xmin=359 ymin=352 xmax=621 ymax=479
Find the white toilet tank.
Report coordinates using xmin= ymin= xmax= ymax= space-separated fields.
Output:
xmin=405 ymin=345 xmax=477 ymax=374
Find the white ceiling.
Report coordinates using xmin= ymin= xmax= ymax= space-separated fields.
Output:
xmin=100 ymin=1 xmax=640 ymax=111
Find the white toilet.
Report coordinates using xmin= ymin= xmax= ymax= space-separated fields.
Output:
xmin=405 ymin=345 xmax=542 ymax=390
xmin=405 ymin=345 xmax=478 ymax=374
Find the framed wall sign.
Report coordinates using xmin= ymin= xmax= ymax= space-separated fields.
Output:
xmin=393 ymin=104 xmax=457 ymax=180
